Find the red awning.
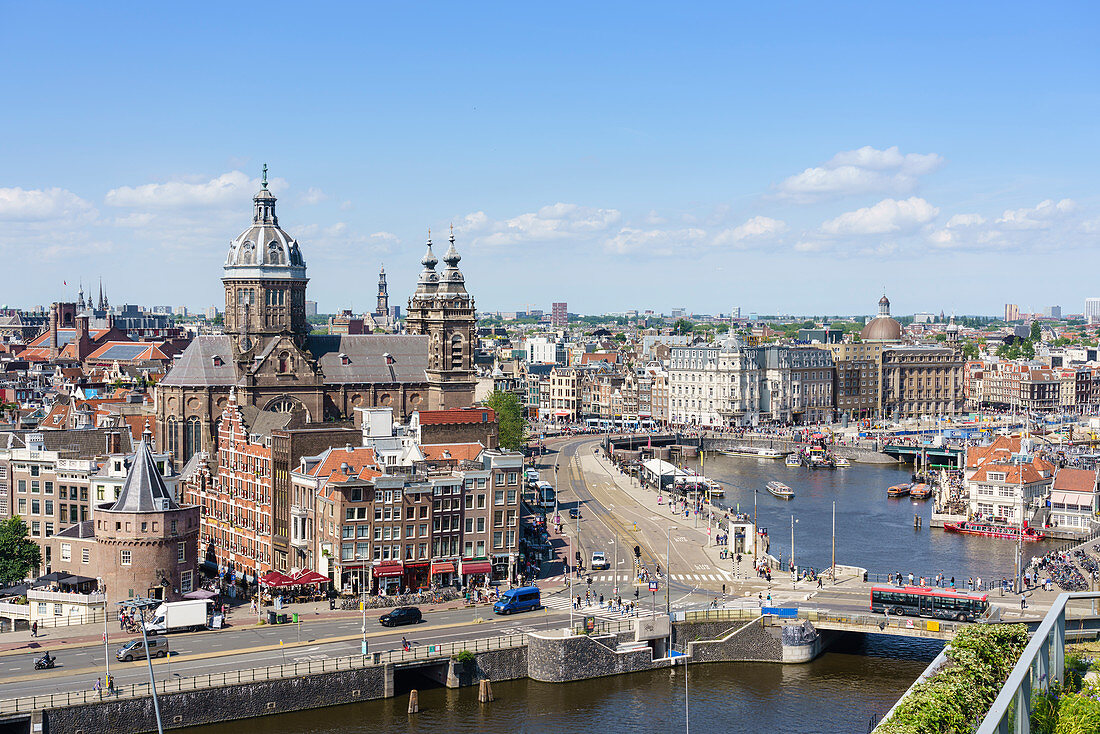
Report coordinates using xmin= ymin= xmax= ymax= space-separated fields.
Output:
xmin=259 ymin=570 xmax=293 ymax=588
xmin=289 ymin=569 xmax=329 ymax=585
xmin=373 ymin=563 xmax=405 ymax=578
xmin=461 ymin=560 xmax=492 ymax=575
xmin=431 ymin=561 xmax=456 ymax=575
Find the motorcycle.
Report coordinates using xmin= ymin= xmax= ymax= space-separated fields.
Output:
xmin=33 ymin=655 xmax=55 ymax=671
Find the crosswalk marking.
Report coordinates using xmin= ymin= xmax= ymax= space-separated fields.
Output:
xmin=540 ymin=596 xmax=625 ymax=619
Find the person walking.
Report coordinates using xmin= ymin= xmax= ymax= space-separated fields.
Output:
xmin=402 ymin=636 xmax=410 ymax=652
xmin=30 ymin=621 xmax=37 ymax=638
xmin=94 ymin=677 xmax=102 ymax=698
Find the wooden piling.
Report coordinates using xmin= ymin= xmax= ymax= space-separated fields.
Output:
xmin=478 ymin=678 xmax=493 ymax=703
xmin=408 ymin=689 xmax=419 ymax=714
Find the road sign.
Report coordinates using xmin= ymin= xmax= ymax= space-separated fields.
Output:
xmin=648 ymin=580 xmax=659 ymax=592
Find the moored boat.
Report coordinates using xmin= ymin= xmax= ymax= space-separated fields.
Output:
xmin=942 ymin=520 xmax=1045 ymax=541
xmin=719 ymin=447 xmax=784 ymax=459
xmin=766 ymin=480 xmax=795 ymax=500
xmin=909 ymin=483 xmax=932 ymax=500
xmin=833 ymin=457 xmax=851 ymax=468
xmin=887 ymin=484 xmax=911 ymax=498
xmin=785 ymin=454 xmax=802 ymax=467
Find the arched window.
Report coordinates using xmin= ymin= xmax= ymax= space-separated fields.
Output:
xmin=184 ymin=417 xmax=202 ymax=462
xmin=278 ymin=351 xmax=290 ymax=373
xmin=165 ymin=416 xmax=179 ymax=461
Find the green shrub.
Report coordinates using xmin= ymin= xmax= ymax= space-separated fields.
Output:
xmin=878 ymin=624 xmax=1030 ymax=734
xmin=453 ymin=649 xmax=475 ymax=665
xmin=1055 ymin=682 xmax=1100 ymax=734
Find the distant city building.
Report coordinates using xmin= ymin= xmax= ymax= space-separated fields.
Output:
xmin=1043 ymin=306 xmax=1062 ymax=319
xmin=670 ymin=308 xmax=687 ymax=319
xmin=912 ymin=312 xmax=936 ymax=324
xmin=305 ymin=300 xmax=318 ymax=318
xmin=1085 ymin=299 xmax=1100 ymax=324
xmin=205 ymin=306 xmax=219 ymax=320
xmin=1005 ymin=303 xmax=1020 ymax=322
xmin=731 ymin=307 xmax=741 ymax=319
xmin=551 ymin=302 xmax=567 ymax=327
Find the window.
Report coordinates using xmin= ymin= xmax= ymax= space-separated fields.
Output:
xmin=31 ymin=499 xmax=39 ymax=514
xmin=120 ymin=549 xmax=132 ymax=565
xmin=493 ymin=531 xmax=503 ymax=549
xmin=342 ymin=543 xmax=354 ymax=561
xmin=60 ymin=543 xmax=71 ymax=561
xmin=465 ymin=518 xmax=474 ymax=533
xmin=494 ymin=491 xmax=505 ymax=506
xmin=81 ymin=548 xmax=90 ymax=564
xmin=476 ymin=517 xmax=485 ymax=533
xmin=494 ymin=510 xmax=504 ymax=528
xmin=181 ymin=570 xmax=194 ymax=594
xmin=177 ymin=542 xmax=186 ymax=563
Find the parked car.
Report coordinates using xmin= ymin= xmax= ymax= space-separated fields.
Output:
xmin=378 ymin=607 xmax=422 ymax=627
xmin=568 ymin=508 xmax=580 ymax=519
xmin=591 ymin=551 xmax=610 ymax=570
xmin=117 ymin=637 xmax=170 ymax=662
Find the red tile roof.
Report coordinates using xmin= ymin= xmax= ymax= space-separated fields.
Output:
xmin=416 ymin=408 xmax=496 ymax=426
xmin=420 ymin=443 xmax=485 ymax=462
xmin=1053 ymin=467 xmax=1098 ymax=493
xmin=307 ymin=447 xmax=380 ymax=482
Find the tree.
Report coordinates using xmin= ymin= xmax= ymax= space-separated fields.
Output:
xmin=0 ymin=517 xmax=40 ymax=585
xmin=672 ymin=318 xmax=693 ymax=335
xmin=961 ymin=341 xmax=980 ymax=360
xmin=1030 ymin=321 xmax=1042 ymax=342
xmin=483 ymin=390 xmax=527 ymax=451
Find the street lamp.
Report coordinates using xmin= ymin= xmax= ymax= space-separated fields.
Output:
xmin=790 ymin=515 xmax=799 ymax=588
xmin=665 ymin=526 xmax=676 ymax=616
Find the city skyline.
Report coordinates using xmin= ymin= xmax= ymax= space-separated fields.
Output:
xmin=1 ymin=3 xmax=1097 ymax=314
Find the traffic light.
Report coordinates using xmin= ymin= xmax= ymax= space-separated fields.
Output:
xmin=575 ymin=551 xmax=581 ymax=561
xmin=587 ymin=576 xmax=592 ymax=585
xmin=633 ymin=545 xmax=641 ymax=558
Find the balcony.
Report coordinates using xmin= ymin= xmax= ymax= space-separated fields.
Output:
xmin=27 ymin=589 xmax=105 ymax=605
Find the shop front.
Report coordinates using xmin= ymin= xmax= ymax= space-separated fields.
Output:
xmin=338 ymin=564 xmax=370 ymax=595
xmin=460 ymin=558 xmax=491 ymax=588
xmin=491 ymin=553 xmax=513 ymax=583
xmin=431 ymin=560 xmax=457 ymax=587
xmin=372 ymin=561 xmax=404 ymax=595
xmin=404 ymin=562 xmax=430 ymax=591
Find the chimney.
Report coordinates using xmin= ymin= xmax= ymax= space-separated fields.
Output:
xmin=49 ymin=303 xmax=59 ymax=360
xmin=106 ymin=430 xmax=121 ymax=454
xmin=75 ymin=314 xmax=91 ymax=361
xmin=106 ymin=312 xmax=115 ymax=330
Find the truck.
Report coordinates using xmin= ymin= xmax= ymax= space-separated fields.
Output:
xmin=143 ymin=599 xmax=210 ymax=634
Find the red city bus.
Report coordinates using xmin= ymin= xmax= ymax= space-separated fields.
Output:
xmin=870 ymin=586 xmax=989 ymax=622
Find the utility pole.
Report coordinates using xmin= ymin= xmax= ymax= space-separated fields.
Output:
xmin=831 ymin=501 xmax=836 ymax=584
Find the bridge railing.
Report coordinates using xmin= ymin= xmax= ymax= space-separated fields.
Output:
xmin=0 ymin=631 xmax=530 ymax=715
xmin=673 ymin=606 xmax=964 ymax=635
xmin=974 ymin=592 xmax=1095 ymax=734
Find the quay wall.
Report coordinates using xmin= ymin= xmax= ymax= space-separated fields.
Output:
xmin=701 ymin=437 xmax=897 ymax=465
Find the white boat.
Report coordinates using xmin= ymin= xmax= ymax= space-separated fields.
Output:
xmin=766 ymin=480 xmax=795 ymax=500
xmin=833 ymin=457 xmax=851 ymax=468
xmin=785 ymin=454 xmax=802 ymax=468
xmin=719 ymin=446 xmax=784 ymax=459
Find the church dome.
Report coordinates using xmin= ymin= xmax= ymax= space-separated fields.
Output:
xmin=860 ymin=293 xmax=902 ymax=341
xmin=224 ymin=171 xmax=306 ymax=282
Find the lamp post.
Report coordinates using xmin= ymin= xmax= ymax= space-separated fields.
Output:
xmin=790 ymin=515 xmax=798 ymax=588
xmin=360 ymin=565 xmax=367 ymax=656
xmin=97 ymin=579 xmax=110 ymax=691
xmin=665 ymin=526 xmax=676 ymax=616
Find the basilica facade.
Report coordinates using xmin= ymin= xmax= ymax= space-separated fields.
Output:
xmin=155 ymin=173 xmax=476 ymax=468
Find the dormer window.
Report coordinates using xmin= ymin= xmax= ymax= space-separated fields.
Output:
xmin=340 ymin=353 xmax=350 ymax=366
xmin=212 ymin=356 xmax=224 ymax=367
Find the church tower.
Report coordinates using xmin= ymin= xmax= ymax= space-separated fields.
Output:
xmin=405 ymin=228 xmax=476 ymax=409
xmin=221 ymin=165 xmax=309 ymax=355
xmin=375 ymin=265 xmax=389 ymax=318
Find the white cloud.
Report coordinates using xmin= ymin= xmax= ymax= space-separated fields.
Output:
xmin=821 ymin=197 xmax=939 ymax=235
xmin=713 ymin=216 xmax=787 ymax=247
xmin=996 ymin=198 xmax=1076 ymax=230
xmin=603 ymin=227 xmax=706 ymax=256
xmin=113 ymin=212 xmax=155 ymax=227
xmin=774 ymin=145 xmax=944 ymax=201
xmin=300 ymin=187 xmax=328 ymax=205
xmin=104 ymin=170 xmax=280 ymax=209
xmin=370 ymin=231 xmax=400 ymax=244
xmin=459 ymin=203 xmax=622 ymax=247
xmin=945 ymin=213 xmax=986 ymax=228
xmin=0 ymin=187 xmax=96 ymax=222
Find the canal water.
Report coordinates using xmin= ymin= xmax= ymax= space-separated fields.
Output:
xmin=184 ymin=634 xmax=940 ymax=734
xmin=691 ymin=453 xmax=1054 ymax=584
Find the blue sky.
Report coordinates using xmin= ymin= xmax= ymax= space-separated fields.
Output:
xmin=1 ymin=2 xmax=1097 ymax=316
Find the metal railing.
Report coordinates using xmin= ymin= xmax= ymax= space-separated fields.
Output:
xmin=26 ymin=590 xmax=106 ymax=605
xmin=672 ymin=606 xmax=964 ymax=636
xmin=974 ymin=592 xmax=1095 ymax=734
xmin=0 ymin=631 xmax=529 ymax=715
xmin=570 ymin=617 xmax=637 ymax=637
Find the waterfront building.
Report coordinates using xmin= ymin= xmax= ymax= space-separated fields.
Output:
xmin=669 ymin=338 xmax=758 ymax=427
xmin=156 ymin=174 xmax=476 ymax=468
xmin=50 ymin=429 xmax=200 ymax=601
xmin=879 ymin=346 xmax=965 ymax=418
xmin=964 ymin=437 xmax=1055 ymax=525
xmin=1049 ymin=467 xmax=1098 ymax=532
xmin=789 ymin=346 xmax=835 ymax=424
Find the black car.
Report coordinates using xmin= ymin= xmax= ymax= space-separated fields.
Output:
xmin=378 ymin=606 xmax=422 ymax=627
xmin=568 ymin=508 xmax=580 ymax=519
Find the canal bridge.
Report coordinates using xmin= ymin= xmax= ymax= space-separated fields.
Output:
xmin=881 ymin=443 xmax=963 ymax=467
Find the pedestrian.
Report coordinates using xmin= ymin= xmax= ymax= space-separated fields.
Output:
xmin=402 ymin=636 xmax=410 ymax=651
xmin=94 ymin=677 xmax=102 ymax=698
xmin=721 ymin=583 xmax=726 ymax=595
xmin=118 ymin=609 xmax=125 ymax=631
xmin=30 ymin=621 xmax=37 ymax=638
xmin=817 ymin=576 xmax=823 ymax=589
xmin=1020 ymin=597 xmax=1026 ymax=611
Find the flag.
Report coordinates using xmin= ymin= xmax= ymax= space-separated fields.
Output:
xmin=63 ymin=280 xmax=67 ymax=286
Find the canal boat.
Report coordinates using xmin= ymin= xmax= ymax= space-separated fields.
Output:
xmin=832 ymin=457 xmax=851 ymax=468
xmin=719 ymin=447 xmax=784 ymax=459
xmin=785 ymin=454 xmax=802 ymax=468
xmin=909 ymin=483 xmax=932 ymax=500
xmin=942 ymin=520 xmax=1045 ymax=541
xmin=766 ymin=481 xmax=795 ymax=500
xmin=887 ymin=483 xmax=911 ymax=498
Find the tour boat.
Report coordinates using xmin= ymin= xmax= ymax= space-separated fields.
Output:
xmin=766 ymin=481 xmax=795 ymax=500
xmin=719 ymin=447 xmax=784 ymax=459
xmin=887 ymin=484 xmax=911 ymax=498
xmin=909 ymin=483 xmax=932 ymax=500
xmin=942 ymin=520 xmax=1045 ymax=541
xmin=785 ymin=454 xmax=802 ymax=468
xmin=833 ymin=457 xmax=851 ymax=468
